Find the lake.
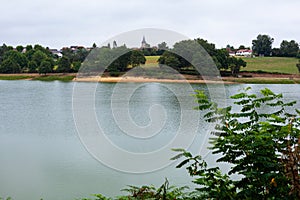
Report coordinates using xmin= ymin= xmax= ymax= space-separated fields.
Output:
xmin=0 ymin=80 xmax=299 ymax=199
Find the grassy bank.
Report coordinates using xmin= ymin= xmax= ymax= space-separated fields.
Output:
xmin=0 ymin=74 xmax=75 ymax=81
xmin=242 ymin=57 xmax=299 ymax=74
xmin=32 ymin=75 xmax=75 ymax=81
xmin=223 ymin=77 xmax=300 ymax=84
xmin=0 ymin=75 xmax=32 ymax=80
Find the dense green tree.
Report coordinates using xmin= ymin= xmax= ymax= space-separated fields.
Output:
xmin=38 ymin=60 xmax=52 ymax=75
xmin=0 ymin=44 xmax=11 ymax=62
xmin=25 ymin=45 xmax=33 ymax=52
xmin=56 ymin=56 xmax=71 ymax=72
xmin=238 ymin=45 xmax=249 ymax=50
xmin=71 ymin=61 xmax=81 ymax=72
xmin=228 ymin=56 xmax=247 ymax=77
xmin=280 ymin=40 xmax=299 ymax=57
xmin=213 ymin=49 xmax=230 ymax=70
xmin=1 ymin=50 xmax=28 ymax=72
xmin=252 ymin=34 xmax=274 ymax=56
xmin=130 ymin=50 xmax=146 ymax=67
xmin=16 ymin=45 xmax=24 ymax=52
xmin=158 ymin=42 xmax=168 ymax=50
xmin=174 ymin=88 xmax=300 ymax=199
xmin=158 ymin=51 xmax=182 ymax=70
xmin=158 ymin=39 xmax=245 ymax=76
xmin=196 ymin=38 xmax=216 ymax=55
xmin=0 ymin=59 xmax=21 ymax=73
xmin=272 ymin=47 xmax=281 ymax=57
xmin=25 ymin=49 xmax=36 ymax=61
xmin=32 ymin=50 xmax=48 ymax=67
xmin=28 ymin=60 xmax=38 ymax=73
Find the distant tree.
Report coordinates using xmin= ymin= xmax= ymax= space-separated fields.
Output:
xmin=238 ymin=45 xmax=249 ymax=50
xmin=32 ymin=50 xmax=47 ymax=67
xmin=213 ymin=49 xmax=230 ymax=70
xmin=38 ymin=60 xmax=52 ymax=75
xmin=34 ymin=44 xmax=51 ymax=56
xmin=25 ymin=49 xmax=36 ymax=61
xmin=196 ymin=38 xmax=216 ymax=55
xmin=73 ymin=48 xmax=89 ymax=62
xmin=0 ymin=44 xmax=11 ymax=62
xmin=252 ymin=34 xmax=274 ymax=56
xmin=25 ymin=45 xmax=33 ymax=51
xmin=130 ymin=50 xmax=146 ymax=67
xmin=158 ymin=42 xmax=168 ymax=50
xmin=280 ymin=40 xmax=299 ymax=57
xmin=226 ymin=44 xmax=235 ymax=51
xmin=113 ymin=41 xmax=117 ymax=48
xmin=228 ymin=57 xmax=247 ymax=77
xmin=157 ymin=42 xmax=168 ymax=55
xmin=28 ymin=60 xmax=38 ymax=73
xmin=56 ymin=56 xmax=71 ymax=73
xmin=71 ymin=61 xmax=81 ymax=72
xmin=0 ymin=59 xmax=21 ymax=73
xmin=158 ymin=51 xmax=181 ymax=70
xmin=92 ymin=43 xmax=97 ymax=48
xmin=16 ymin=45 xmax=24 ymax=52
xmin=158 ymin=39 xmax=244 ymax=73
xmin=2 ymin=50 xmax=28 ymax=72
xmin=272 ymin=48 xmax=281 ymax=57
xmin=107 ymin=43 xmax=111 ymax=49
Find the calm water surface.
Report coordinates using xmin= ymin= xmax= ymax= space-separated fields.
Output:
xmin=0 ymin=80 xmax=299 ymax=199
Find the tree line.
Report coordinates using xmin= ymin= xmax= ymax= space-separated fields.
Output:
xmin=158 ymin=39 xmax=247 ymax=77
xmin=0 ymin=44 xmax=90 ymax=74
xmin=0 ymin=44 xmax=146 ymax=75
xmin=228 ymin=34 xmax=299 ymax=57
xmin=1 ymin=34 xmax=299 ymax=76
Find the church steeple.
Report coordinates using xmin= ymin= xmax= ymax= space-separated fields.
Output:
xmin=141 ymin=36 xmax=149 ymax=48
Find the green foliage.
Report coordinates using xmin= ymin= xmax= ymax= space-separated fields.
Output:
xmin=158 ymin=39 xmax=245 ymax=76
xmin=171 ymin=149 xmax=236 ymax=199
xmin=28 ymin=60 xmax=38 ymax=73
xmin=130 ymin=50 xmax=146 ymax=67
xmin=32 ymin=75 xmax=75 ymax=81
xmin=174 ymin=88 xmax=300 ymax=199
xmin=0 ymin=75 xmax=32 ymax=80
xmin=158 ymin=51 xmax=181 ymax=70
xmin=79 ymin=179 xmax=193 ymax=200
xmin=32 ymin=50 xmax=48 ymax=67
xmin=38 ymin=60 xmax=52 ymax=75
xmin=280 ymin=40 xmax=299 ymax=57
xmin=0 ymin=59 xmax=21 ymax=73
xmin=228 ymin=57 xmax=247 ymax=77
xmin=0 ymin=50 xmax=28 ymax=73
xmin=252 ymin=34 xmax=274 ymax=56
xmin=56 ymin=56 xmax=71 ymax=72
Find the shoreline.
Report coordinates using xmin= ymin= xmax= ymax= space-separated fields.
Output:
xmin=73 ymin=76 xmax=229 ymax=84
xmin=0 ymin=73 xmax=300 ymax=84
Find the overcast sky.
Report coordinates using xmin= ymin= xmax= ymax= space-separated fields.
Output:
xmin=1 ymin=0 xmax=299 ymax=49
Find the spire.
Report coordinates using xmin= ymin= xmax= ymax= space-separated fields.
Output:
xmin=142 ymin=36 xmax=146 ymax=43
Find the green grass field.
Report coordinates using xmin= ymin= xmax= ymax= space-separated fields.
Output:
xmin=145 ymin=56 xmax=160 ymax=67
xmin=241 ymin=57 xmax=299 ymax=74
xmin=0 ymin=75 xmax=32 ymax=80
xmin=147 ymin=56 xmax=299 ymax=74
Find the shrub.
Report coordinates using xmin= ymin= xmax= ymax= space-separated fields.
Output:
xmin=173 ymin=87 xmax=300 ymax=199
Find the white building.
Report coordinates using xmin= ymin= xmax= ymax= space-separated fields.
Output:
xmin=236 ymin=49 xmax=252 ymax=56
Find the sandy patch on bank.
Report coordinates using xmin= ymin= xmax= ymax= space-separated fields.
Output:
xmin=73 ymin=76 xmax=227 ymax=84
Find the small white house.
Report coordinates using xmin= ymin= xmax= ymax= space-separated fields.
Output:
xmin=236 ymin=49 xmax=252 ymax=56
